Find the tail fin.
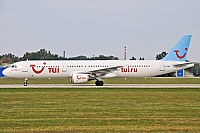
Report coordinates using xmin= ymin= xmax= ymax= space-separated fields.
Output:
xmin=162 ymin=35 xmax=192 ymax=61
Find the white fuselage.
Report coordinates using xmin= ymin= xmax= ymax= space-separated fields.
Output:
xmin=3 ymin=60 xmax=193 ymax=78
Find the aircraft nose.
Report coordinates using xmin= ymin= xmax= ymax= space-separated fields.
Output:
xmin=2 ymin=68 xmax=9 ymax=77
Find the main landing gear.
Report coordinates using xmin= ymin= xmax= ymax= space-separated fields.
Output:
xmin=24 ymin=78 xmax=28 ymax=86
xmin=95 ymin=80 xmax=104 ymax=86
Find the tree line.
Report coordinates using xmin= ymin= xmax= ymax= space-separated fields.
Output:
xmin=0 ymin=48 xmax=167 ymax=64
xmin=0 ymin=49 xmax=120 ymax=64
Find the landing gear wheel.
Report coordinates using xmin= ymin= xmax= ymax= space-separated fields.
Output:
xmin=95 ymin=80 xmax=104 ymax=86
xmin=24 ymin=82 xmax=28 ymax=86
xmin=24 ymin=78 xmax=28 ymax=86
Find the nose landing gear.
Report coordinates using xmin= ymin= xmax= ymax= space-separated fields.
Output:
xmin=24 ymin=78 xmax=28 ymax=86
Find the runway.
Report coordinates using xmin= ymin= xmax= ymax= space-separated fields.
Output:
xmin=0 ymin=84 xmax=199 ymax=88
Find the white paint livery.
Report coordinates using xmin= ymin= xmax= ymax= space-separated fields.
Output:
xmin=2 ymin=35 xmax=194 ymax=86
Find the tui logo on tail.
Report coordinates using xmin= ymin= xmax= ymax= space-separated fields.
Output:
xmin=174 ymin=48 xmax=188 ymax=59
xmin=162 ymin=35 xmax=191 ymax=61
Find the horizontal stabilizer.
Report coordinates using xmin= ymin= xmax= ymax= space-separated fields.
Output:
xmin=173 ymin=62 xmax=194 ymax=67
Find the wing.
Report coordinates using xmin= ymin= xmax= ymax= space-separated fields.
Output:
xmin=77 ymin=65 xmax=122 ymax=77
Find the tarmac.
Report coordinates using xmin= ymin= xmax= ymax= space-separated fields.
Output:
xmin=0 ymin=84 xmax=199 ymax=88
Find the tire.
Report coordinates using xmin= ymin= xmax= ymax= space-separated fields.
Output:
xmin=24 ymin=83 xmax=28 ymax=86
xmin=95 ymin=80 xmax=104 ymax=86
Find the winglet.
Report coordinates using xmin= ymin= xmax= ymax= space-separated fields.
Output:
xmin=162 ymin=35 xmax=192 ymax=61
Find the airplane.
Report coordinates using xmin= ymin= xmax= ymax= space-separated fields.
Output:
xmin=2 ymin=35 xmax=194 ymax=86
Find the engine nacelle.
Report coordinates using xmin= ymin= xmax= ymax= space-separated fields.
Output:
xmin=70 ymin=74 xmax=89 ymax=83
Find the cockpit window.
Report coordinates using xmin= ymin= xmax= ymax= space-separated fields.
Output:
xmin=11 ymin=65 xmax=17 ymax=68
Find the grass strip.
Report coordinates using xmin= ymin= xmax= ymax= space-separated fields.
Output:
xmin=0 ymin=88 xmax=199 ymax=132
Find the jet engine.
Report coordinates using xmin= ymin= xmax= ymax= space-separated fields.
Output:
xmin=70 ymin=74 xmax=89 ymax=83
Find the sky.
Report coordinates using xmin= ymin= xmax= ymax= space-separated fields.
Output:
xmin=0 ymin=0 xmax=199 ymax=61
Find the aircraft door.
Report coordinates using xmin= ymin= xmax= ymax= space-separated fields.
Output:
xmin=109 ymin=63 xmax=114 ymax=67
xmin=159 ymin=62 xmax=165 ymax=71
xmin=22 ymin=62 xmax=28 ymax=72
xmin=62 ymin=62 xmax=67 ymax=72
